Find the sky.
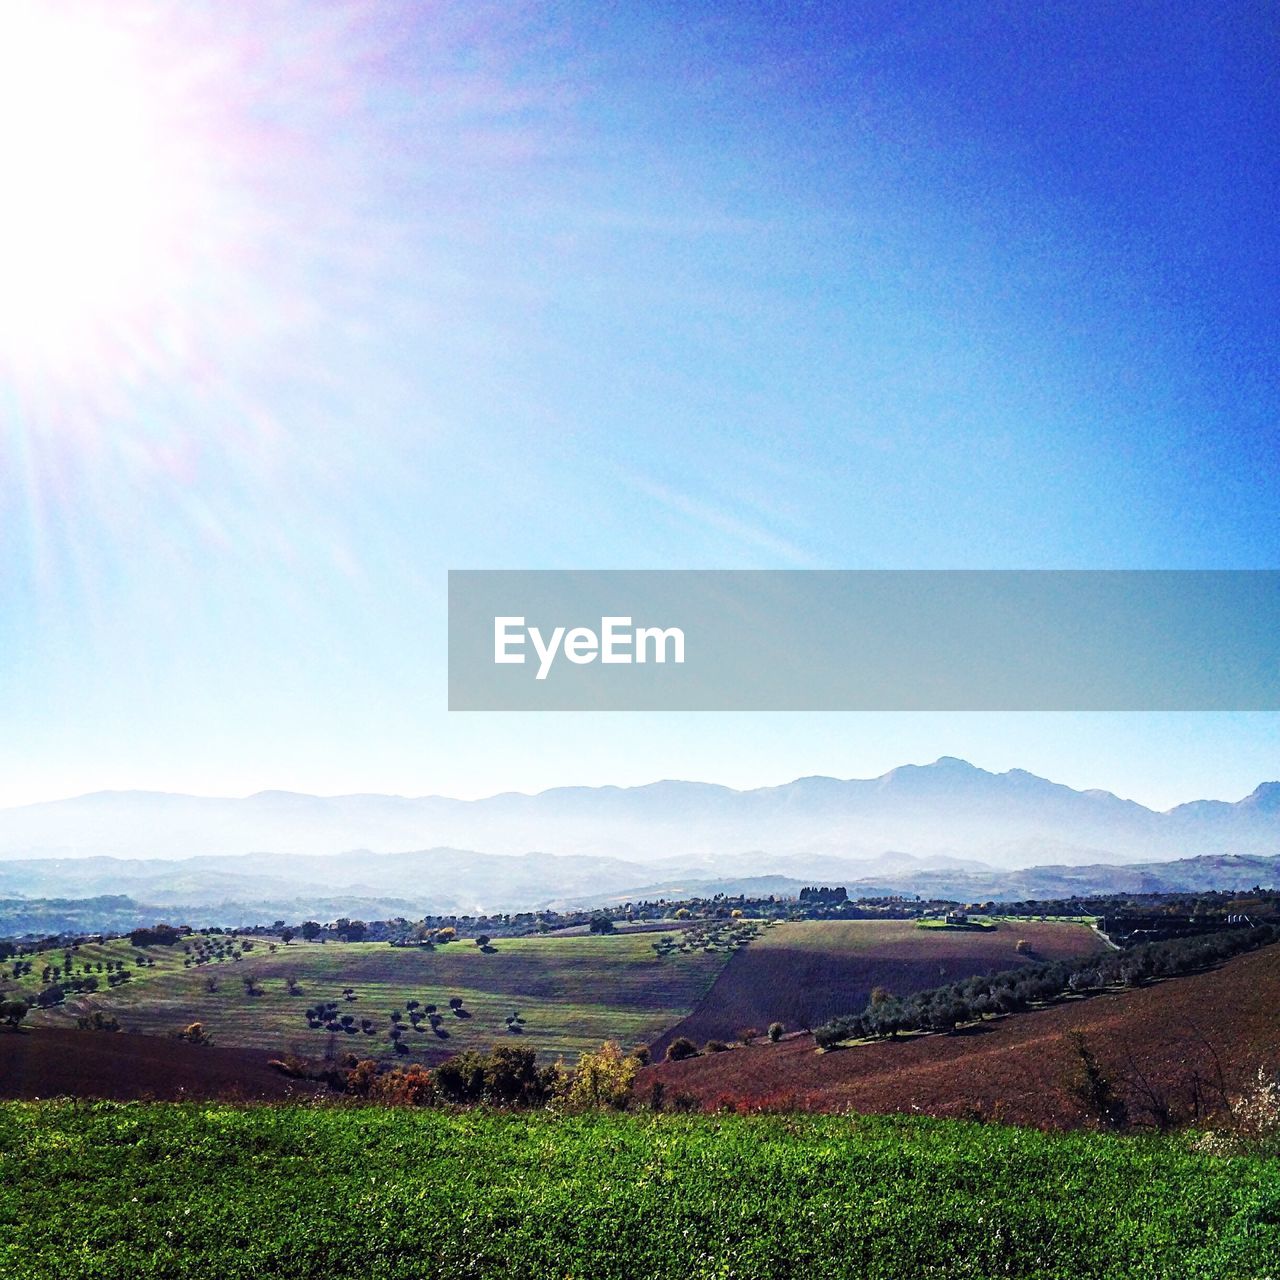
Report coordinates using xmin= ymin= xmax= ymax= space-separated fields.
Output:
xmin=0 ymin=0 xmax=1277 ymax=811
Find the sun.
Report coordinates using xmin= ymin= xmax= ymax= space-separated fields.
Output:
xmin=0 ymin=4 xmax=187 ymax=379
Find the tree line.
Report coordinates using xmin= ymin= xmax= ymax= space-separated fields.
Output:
xmin=814 ymin=923 xmax=1280 ymax=1049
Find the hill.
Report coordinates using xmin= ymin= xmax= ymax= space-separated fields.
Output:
xmin=649 ymin=918 xmax=1103 ymax=1058
xmin=6 ymin=930 xmax=733 ymax=1063
xmin=642 ymin=937 xmax=1280 ymax=1127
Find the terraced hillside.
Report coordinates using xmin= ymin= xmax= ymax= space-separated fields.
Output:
xmin=651 ymin=917 xmax=1103 ymax=1056
xmin=4 ymin=931 xmax=731 ymax=1063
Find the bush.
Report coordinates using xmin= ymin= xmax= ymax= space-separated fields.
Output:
xmin=0 ymin=1000 xmax=28 ymax=1028
xmin=563 ymin=1042 xmax=642 ymax=1110
xmin=665 ymin=1037 xmax=699 ymax=1062
xmin=768 ymin=1022 xmax=784 ymax=1042
xmin=434 ymin=1044 xmax=553 ymax=1107
xmin=76 ymin=1011 xmax=120 ymax=1032
xmin=704 ymin=1040 xmax=729 ymax=1054
xmin=34 ymin=985 xmax=65 ymax=1009
xmin=1195 ymin=1068 xmax=1280 ymax=1157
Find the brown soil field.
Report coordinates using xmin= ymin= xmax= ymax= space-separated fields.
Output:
xmin=0 ymin=1027 xmax=328 ymax=1102
xmin=650 ymin=918 xmax=1103 ymax=1058
xmin=641 ymin=939 xmax=1280 ymax=1128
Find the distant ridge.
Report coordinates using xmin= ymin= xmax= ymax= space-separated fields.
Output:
xmin=1 ymin=758 xmax=1277 ymax=867
xmin=4 ymin=847 xmax=1280 ymax=934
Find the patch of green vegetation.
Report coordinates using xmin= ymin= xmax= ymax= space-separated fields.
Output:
xmin=4 ymin=933 xmax=730 ymax=1060
xmin=2 ymin=1103 xmax=1277 ymax=1280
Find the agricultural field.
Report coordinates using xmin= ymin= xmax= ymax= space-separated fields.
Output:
xmin=2 ymin=1102 xmax=1277 ymax=1280
xmin=2 ymin=930 xmax=736 ymax=1064
xmin=0 ymin=1025 xmax=327 ymax=1102
xmin=651 ymin=917 xmax=1103 ymax=1056
xmin=644 ymin=937 xmax=1280 ymax=1125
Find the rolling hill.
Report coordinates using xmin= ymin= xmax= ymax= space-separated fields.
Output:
xmin=642 ymin=936 xmax=1280 ymax=1127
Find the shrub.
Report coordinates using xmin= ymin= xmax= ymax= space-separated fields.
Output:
xmin=1063 ymin=1032 xmax=1127 ymax=1130
xmin=1195 ymin=1068 xmax=1280 ymax=1157
xmin=704 ymin=1040 xmax=729 ymax=1054
xmin=738 ymin=1027 xmax=761 ymax=1046
xmin=267 ymin=1054 xmax=314 ymax=1080
xmin=376 ymin=1063 xmax=435 ymax=1104
xmin=76 ymin=1011 xmax=120 ymax=1032
xmin=665 ymin=1037 xmax=699 ymax=1062
xmin=768 ymin=1022 xmax=784 ymax=1043
xmin=0 ymin=1000 xmax=28 ymax=1028
xmin=564 ymin=1042 xmax=642 ymax=1110
xmin=345 ymin=1058 xmax=381 ymax=1096
xmin=433 ymin=1044 xmax=553 ymax=1106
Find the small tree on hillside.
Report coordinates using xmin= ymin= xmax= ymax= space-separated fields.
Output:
xmin=0 ymin=1000 xmax=28 ymax=1029
xmin=565 ymin=1042 xmax=641 ymax=1110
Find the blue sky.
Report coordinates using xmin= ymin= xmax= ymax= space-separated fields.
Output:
xmin=1 ymin=1 xmax=1277 ymax=809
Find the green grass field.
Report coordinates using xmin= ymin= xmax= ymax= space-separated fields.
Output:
xmin=5 ymin=933 xmax=731 ymax=1060
xmin=2 ymin=1102 xmax=1276 ymax=1280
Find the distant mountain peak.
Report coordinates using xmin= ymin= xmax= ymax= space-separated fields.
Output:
xmin=1244 ymin=781 xmax=1280 ymax=811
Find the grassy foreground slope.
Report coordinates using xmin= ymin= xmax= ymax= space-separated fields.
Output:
xmin=2 ymin=1103 xmax=1277 ymax=1280
xmin=13 ymin=933 xmax=728 ymax=1060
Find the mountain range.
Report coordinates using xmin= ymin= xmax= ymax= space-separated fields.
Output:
xmin=3 ymin=758 xmax=1279 ymax=869
xmin=0 ymin=758 xmax=1278 ymax=930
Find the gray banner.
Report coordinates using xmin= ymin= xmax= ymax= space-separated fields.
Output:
xmin=448 ymin=570 xmax=1280 ymax=710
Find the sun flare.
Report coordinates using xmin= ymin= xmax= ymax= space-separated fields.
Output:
xmin=0 ymin=4 xmax=194 ymax=379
